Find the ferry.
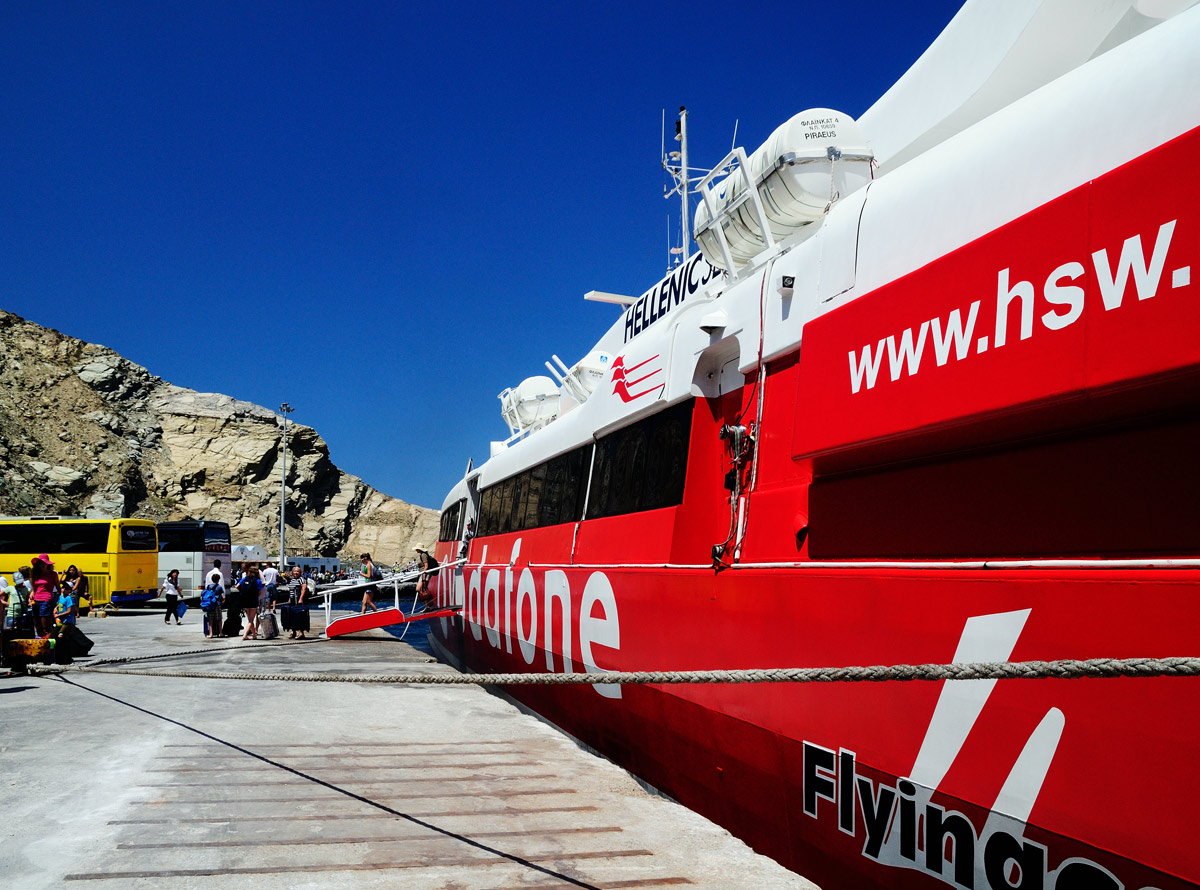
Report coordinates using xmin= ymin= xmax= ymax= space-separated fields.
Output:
xmin=425 ymin=2 xmax=1200 ymax=887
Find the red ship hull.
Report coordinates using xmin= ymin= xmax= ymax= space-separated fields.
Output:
xmin=428 ymin=94 xmax=1200 ymax=890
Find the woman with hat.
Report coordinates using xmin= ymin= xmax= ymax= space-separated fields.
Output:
xmin=29 ymin=554 xmax=59 ymax=638
xmin=160 ymin=568 xmax=183 ymax=626
xmin=359 ymin=553 xmax=379 ymax=614
xmin=413 ymin=544 xmax=439 ymax=604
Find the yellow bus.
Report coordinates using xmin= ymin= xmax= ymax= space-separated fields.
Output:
xmin=0 ymin=516 xmax=159 ymax=611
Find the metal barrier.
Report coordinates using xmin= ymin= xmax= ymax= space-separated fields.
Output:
xmin=311 ymin=559 xmax=468 ymax=633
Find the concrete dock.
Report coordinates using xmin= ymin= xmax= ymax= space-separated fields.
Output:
xmin=0 ymin=611 xmax=818 ymax=890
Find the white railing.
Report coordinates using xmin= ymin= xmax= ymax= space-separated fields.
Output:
xmin=312 ymin=559 xmax=468 ymax=636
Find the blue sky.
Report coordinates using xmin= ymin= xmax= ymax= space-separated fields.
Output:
xmin=1 ymin=1 xmax=961 ymax=510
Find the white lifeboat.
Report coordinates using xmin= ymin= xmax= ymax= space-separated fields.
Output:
xmin=498 ymin=375 xmax=560 ymax=438
xmin=694 ymin=108 xmax=873 ymax=269
xmin=567 ymin=350 xmax=611 ymax=397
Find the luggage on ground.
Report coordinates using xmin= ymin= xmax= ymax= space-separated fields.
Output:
xmin=59 ymin=623 xmax=94 ymax=657
xmin=51 ymin=635 xmax=74 ymax=664
xmin=290 ymin=604 xmax=310 ymax=633
xmin=258 ymin=609 xmax=279 ymax=640
xmin=280 ymin=603 xmax=309 ymax=633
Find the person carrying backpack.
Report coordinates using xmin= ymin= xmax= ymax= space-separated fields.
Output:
xmin=200 ymin=579 xmax=224 ymax=639
xmin=413 ymin=544 xmax=439 ymax=604
xmin=237 ymin=566 xmax=263 ymax=640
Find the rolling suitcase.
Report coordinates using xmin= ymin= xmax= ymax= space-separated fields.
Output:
xmin=258 ymin=610 xmax=279 ymax=640
xmin=223 ymin=606 xmax=243 ymax=637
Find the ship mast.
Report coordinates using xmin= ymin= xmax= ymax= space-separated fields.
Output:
xmin=663 ymin=106 xmax=703 ymax=267
xmin=677 ymin=107 xmax=690 ymax=261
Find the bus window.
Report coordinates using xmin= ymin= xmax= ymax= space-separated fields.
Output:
xmin=204 ymin=524 xmax=232 ymax=551
xmin=120 ymin=525 xmax=157 ymax=551
xmin=0 ymin=522 xmax=110 ymax=554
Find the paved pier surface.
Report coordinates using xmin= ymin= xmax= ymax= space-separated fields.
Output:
xmin=0 ymin=611 xmax=817 ymax=890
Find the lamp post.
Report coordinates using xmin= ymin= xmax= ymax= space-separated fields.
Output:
xmin=279 ymin=402 xmax=293 ymax=569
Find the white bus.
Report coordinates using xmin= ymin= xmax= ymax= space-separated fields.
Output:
xmin=157 ymin=520 xmax=233 ymax=593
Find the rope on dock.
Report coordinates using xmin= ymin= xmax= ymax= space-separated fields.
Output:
xmin=84 ymin=636 xmax=321 ymax=667
xmin=27 ymin=655 xmax=1200 ymax=684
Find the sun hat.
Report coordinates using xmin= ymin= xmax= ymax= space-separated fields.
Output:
xmin=35 ymin=553 xmax=54 ymax=567
xmin=413 ymin=543 xmax=427 ymax=553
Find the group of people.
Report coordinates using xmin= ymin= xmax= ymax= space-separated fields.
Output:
xmin=159 ymin=559 xmax=312 ymax=641
xmin=2 ymin=555 xmax=90 ymax=639
xmin=357 ymin=545 xmax=439 ymax=614
xmin=226 ymin=562 xmax=312 ymax=640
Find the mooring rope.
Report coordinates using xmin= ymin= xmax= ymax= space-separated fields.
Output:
xmin=83 ymin=636 xmax=321 ymax=667
xmin=26 ymin=656 xmax=1200 ymax=684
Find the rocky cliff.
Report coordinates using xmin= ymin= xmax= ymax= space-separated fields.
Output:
xmin=0 ymin=310 xmax=438 ymax=562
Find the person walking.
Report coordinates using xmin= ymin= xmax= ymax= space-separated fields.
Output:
xmin=413 ymin=545 xmax=439 ymax=605
xmin=359 ymin=553 xmax=379 ymax=614
xmin=237 ymin=566 xmax=263 ymax=641
xmin=261 ymin=562 xmax=280 ymax=611
xmin=160 ymin=569 xmax=183 ymax=625
xmin=29 ymin=556 xmax=59 ymax=638
xmin=282 ymin=565 xmax=310 ymax=639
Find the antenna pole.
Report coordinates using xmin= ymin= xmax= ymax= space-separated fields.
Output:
xmin=278 ymin=402 xmax=293 ymax=568
xmin=678 ymin=106 xmax=690 ymax=260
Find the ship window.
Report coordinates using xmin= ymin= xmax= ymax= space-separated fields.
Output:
xmin=474 ymin=442 xmax=594 ymax=537
xmin=645 ymin=410 xmax=690 ymax=510
xmin=522 ymin=464 xmax=546 ymax=531
xmin=477 ymin=487 xmax=496 ymax=537
xmin=540 ymin=455 xmax=565 ymax=528
xmin=587 ymin=436 xmax=616 ymax=520
xmin=561 ymin=445 xmax=589 ymax=524
xmin=502 ymin=473 xmax=524 ymax=535
xmin=476 ymin=419 xmax=666 ymax=538
xmin=496 ymin=478 xmax=514 ymax=535
xmin=587 ymin=399 xmax=692 ymax=520
xmin=438 ymin=501 xmax=461 ymax=542
xmin=455 ymin=498 xmax=468 ymax=540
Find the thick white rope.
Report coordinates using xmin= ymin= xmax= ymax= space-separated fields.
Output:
xmin=27 ymin=656 xmax=1200 ymax=685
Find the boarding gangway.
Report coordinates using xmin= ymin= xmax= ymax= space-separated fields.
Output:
xmin=318 ymin=559 xmax=466 ymax=639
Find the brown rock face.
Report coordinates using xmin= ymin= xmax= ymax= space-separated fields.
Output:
xmin=0 ymin=310 xmax=438 ymax=563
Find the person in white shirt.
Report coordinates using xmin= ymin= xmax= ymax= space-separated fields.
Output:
xmin=207 ymin=559 xmax=225 ymax=590
xmin=260 ymin=562 xmax=280 ymax=610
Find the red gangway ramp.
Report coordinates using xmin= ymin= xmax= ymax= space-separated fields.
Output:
xmin=325 ymin=605 xmax=461 ymax=639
